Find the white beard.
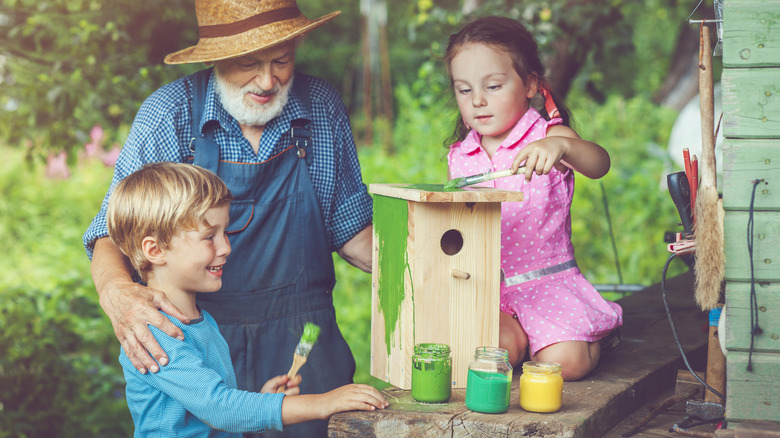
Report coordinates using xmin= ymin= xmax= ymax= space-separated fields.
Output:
xmin=214 ymin=70 xmax=292 ymax=127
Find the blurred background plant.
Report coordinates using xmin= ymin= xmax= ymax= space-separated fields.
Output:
xmin=1 ymin=0 xmax=717 ymax=435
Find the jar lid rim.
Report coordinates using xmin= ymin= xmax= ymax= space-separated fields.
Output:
xmin=522 ymin=361 xmax=562 ymax=372
xmin=414 ymin=343 xmax=451 ymax=354
xmin=473 ymin=346 xmax=509 ymax=360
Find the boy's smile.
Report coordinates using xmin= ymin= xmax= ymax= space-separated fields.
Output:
xmin=153 ymin=204 xmax=232 ymax=304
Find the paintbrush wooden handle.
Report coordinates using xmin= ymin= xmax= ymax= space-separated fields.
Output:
xmin=276 ymin=354 xmax=308 ymax=393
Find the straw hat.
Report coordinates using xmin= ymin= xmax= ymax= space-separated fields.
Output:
xmin=164 ymin=0 xmax=340 ymax=65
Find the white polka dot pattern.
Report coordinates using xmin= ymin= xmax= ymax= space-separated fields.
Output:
xmin=447 ymin=108 xmax=623 ymax=355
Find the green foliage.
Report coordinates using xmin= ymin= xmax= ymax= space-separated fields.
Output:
xmin=0 ymin=147 xmax=131 ymax=437
xmin=0 ymin=282 xmax=131 ymax=438
xmin=566 ymin=92 xmax=690 ymax=286
xmin=0 ymin=0 xmax=198 ymax=160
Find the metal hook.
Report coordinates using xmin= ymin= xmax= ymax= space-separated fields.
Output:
xmin=686 ymin=0 xmax=724 ymax=57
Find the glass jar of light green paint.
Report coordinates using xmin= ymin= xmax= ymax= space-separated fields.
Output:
xmin=411 ymin=343 xmax=452 ymax=403
xmin=465 ymin=347 xmax=513 ymax=413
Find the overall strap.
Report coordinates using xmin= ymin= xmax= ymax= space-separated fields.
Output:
xmin=189 ymin=68 xmax=213 ymax=142
xmin=189 ymin=68 xmax=219 ymax=172
xmin=290 ymin=73 xmax=313 ymax=163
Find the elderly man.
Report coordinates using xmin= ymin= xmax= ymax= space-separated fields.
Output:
xmin=84 ymin=1 xmax=373 ymax=436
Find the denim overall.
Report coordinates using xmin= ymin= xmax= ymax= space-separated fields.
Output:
xmin=190 ymin=69 xmax=355 ymax=437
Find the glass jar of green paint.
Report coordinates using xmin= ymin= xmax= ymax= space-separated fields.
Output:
xmin=411 ymin=343 xmax=452 ymax=403
xmin=465 ymin=347 xmax=513 ymax=414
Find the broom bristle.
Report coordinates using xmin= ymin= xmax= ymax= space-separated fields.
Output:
xmin=693 ymin=189 xmax=725 ymax=311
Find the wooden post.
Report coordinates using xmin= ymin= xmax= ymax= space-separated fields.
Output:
xmin=706 ymin=305 xmax=726 ymax=403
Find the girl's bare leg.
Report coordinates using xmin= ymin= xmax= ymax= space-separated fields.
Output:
xmin=532 ymin=340 xmax=601 ymax=381
xmin=499 ymin=311 xmax=529 ymax=367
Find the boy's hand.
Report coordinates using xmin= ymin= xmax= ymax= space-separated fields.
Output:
xmin=281 ymin=384 xmax=388 ymax=425
xmin=261 ymin=374 xmax=301 ymax=395
xmin=314 ymin=384 xmax=389 ymax=418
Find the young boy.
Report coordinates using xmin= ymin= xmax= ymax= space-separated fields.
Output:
xmin=106 ymin=162 xmax=387 ymax=436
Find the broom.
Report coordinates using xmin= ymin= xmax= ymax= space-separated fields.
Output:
xmin=693 ymin=23 xmax=725 ymax=312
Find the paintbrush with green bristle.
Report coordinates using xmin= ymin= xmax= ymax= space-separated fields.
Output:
xmin=444 ymin=166 xmax=525 ymax=190
xmin=277 ymin=322 xmax=321 ymax=393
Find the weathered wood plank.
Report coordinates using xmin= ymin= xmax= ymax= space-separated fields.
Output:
xmin=723 ymin=1 xmax=780 ymax=68
xmin=724 ymin=281 xmax=780 ymax=352
xmin=726 ymin=351 xmax=780 ymax=423
xmin=724 ymin=211 xmax=780 ymax=282
xmin=722 ymin=69 xmax=780 ymax=139
xmin=722 ymin=140 xmax=780 ymax=211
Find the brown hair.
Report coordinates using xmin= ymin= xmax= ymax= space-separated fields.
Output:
xmin=107 ymin=162 xmax=233 ymax=282
xmin=444 ymin=16 xmax=571 ymax=143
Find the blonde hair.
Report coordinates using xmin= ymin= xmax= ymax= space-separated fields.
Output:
xmin=107 ymin=162 xmax=233 ymax=282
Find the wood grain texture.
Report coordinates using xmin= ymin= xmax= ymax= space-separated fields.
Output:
xmin=723 ymin=211 xmax=780 ymax=282
xmin=722 ymin=140 xmax=779 ymax=211
xmin=724 ymin=281 xmax=780 ymax=352
xmin=722 ymin=69 xmax=780 ymax=139
xmin=723 ymin=0 xmax=780 ymax=68
xmin=369 ymin=183 xmax=524 ymax=203
xmin=726 ymin=351 xmax=780 ymax=422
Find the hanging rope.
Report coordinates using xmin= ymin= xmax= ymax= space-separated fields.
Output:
xmin=747 ymin=178 xmax=765 ymax=371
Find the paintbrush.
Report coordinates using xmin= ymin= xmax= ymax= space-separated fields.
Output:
xmin=444 ymin=166 xmax=525 ymax=190
xmin=277 ymin=322 xmax=321 ymax=393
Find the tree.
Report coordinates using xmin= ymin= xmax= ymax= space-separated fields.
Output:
xmin=0 ymin=0 xmax=197 ymax=160
xmin=0 ymin=0 xmax=697 ymax=158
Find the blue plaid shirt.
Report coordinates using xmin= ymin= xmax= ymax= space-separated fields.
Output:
xmin=83 ymin=68 xmax=372 ymax=257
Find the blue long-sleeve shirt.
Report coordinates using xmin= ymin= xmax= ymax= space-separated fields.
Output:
xmin=119 ymin=311 xmax=285 ymax=437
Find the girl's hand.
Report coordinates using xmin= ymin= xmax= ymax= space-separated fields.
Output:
xmin=510 ymin=125 xmax=610 ymax=181
xmin=511 ymin=136 xmax=569 ymax=182
xmin=261 ymin=374 xmax=301 ymax=396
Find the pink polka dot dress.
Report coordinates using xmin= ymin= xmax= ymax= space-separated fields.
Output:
xmin=447 ymin=108 xmax=623 ymax=355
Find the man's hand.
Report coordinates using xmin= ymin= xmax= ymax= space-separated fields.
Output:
xmin=92 ymin=237 xmax=189 ymax=373
xmin=337 ymin=225 xmax=373 ymax=273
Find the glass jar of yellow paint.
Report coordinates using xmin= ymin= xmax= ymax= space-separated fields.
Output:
xmin=519 ymin=361 xmax=563 ymax=413
xmin=411 ymin=343 xmax=452 ymax=403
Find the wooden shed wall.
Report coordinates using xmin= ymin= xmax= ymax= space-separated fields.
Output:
xmin=721 ymin=0 xmax=780 ymax=423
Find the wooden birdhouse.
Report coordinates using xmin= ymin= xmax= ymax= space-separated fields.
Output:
xmin=369 ymin=184 xmax=524 ymax=389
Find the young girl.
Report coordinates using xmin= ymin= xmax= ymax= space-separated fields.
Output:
xmin=445 ymin=16 xmax=623 ymax=381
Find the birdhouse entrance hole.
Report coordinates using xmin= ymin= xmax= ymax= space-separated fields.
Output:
xmin=441 ymin=229 xmax=463 ymax=256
